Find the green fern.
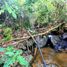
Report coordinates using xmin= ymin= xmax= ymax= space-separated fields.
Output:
xmin=0 ymin=46 xmax=29 ymax=67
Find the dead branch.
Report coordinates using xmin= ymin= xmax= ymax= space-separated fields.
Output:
xmin=0 ymin=22 xmax=64 ymax=44
xmin=12 ymin=22 xmax=64 ymax=41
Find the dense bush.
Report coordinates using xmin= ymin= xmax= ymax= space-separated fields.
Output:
xmin=0 ymin=0 xmax=67 ymax=29
xmin=23 ymin=0 xmax=66 ymax=24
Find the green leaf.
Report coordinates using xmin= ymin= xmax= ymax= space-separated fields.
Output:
xmin=17 ymin=56 xmax=29 ymax=66
xmin=5 ymin=46 xmax=14 ymax=52
xmin=11 ymin=11 xmax=17 ymax=19
xmin=0 ymin=47 xmax=5 ymax=52
xmin=4 ymin=1 xmax=17 ymax=19
xmin=0 ymin=9 xmax=4 ymax=15
xmin=16 ymin=50 xmax=23 ymax=54
xmin=5 ymin=52 xmax=14 ymax=56
xmin=4 ymin=58 xmax=14 ymax=67
xmin=4 ymin=1 xmax=12 ymax=14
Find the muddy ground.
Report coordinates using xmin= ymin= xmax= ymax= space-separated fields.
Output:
xmin=32 ymin=48 xmax=67 ymax=67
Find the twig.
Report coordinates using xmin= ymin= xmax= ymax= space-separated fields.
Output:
xmin=0 ymin=22 xmax=64 ymax=44
xmin=12 ymin=22 xmax=64 ymax=41
xmin=27 ymin=30 xmax=47 ymax=67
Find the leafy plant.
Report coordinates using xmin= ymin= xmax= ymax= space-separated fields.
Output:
xmin=23 ymin=0 xmax=66 ymax=26
xmin=2 ymin=27 xmax=13 ymax=41
xmin=0 ymin=0 xmax=67 ymax=29
xmin=0 ymin=46 xmax=29 ymax=67
xmin=0 ymin=0 xmax=21 ymax=19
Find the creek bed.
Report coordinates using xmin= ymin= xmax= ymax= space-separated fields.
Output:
xmin=32 ymin=48 xmax=67 ymax=67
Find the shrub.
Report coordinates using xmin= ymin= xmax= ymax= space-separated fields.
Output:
xmin=0 ymin=46 xmax=29 ymax=67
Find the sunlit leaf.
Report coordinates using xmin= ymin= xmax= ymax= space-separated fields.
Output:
xmin=17 ymin=56 xmax=29 ymax=66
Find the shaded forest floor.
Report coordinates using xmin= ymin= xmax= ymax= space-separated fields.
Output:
xmin=0 ymin=22 xmax=67 ymax=67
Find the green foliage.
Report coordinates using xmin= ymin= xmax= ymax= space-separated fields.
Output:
xmin=3 ymin=27 xmax=13 ymax=41
xmin=0 ymin=0 xmax=21 ymax=19
xmin=23 ymin=0 xmax=66 ymax=24
xmin=0 ymin=0 xmax=31 ymax=29
xmin=0 ymin=46 xmax=29 ymax=67
xmin=4 ymin=1 xmax=17 ymax=19
xmin=0 ymin=47 xmax=5 ymax=52
xmin=0 ymin=0 xmax=67 ymax=29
